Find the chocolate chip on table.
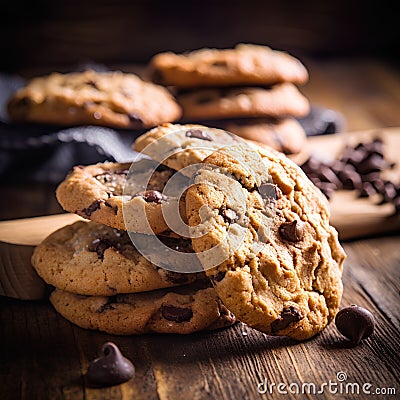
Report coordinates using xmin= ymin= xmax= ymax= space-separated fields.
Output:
xmin=86 ymin=342 xmax=135 ymax=387
xmin=335 ymin=305 xmax=375 ymax=346
xmin=82 ymin=199 xmax=103 ymax=216
xmin=358 ymin=182 xmax=377 ymax=198
xmin=279 ymin=220 xmax=304 ymax=242
xmin=271 ymin=306 xmax=303 ymax=334
xmin=161 ymin=304 xmax=193 ymax=322
xmin=185 ymin=129 xmax=212 ymax=141
xmin=301 ymin=137 xmax=399 ymax=213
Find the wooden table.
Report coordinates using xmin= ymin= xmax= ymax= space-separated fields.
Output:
xmin=1 ymin=59 xmax=400 ymax=399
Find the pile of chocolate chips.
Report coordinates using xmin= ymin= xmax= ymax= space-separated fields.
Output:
xmin=300 ymin=137 xmax=400 ymax=214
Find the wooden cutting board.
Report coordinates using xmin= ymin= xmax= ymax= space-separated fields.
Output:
xmin=1 ymin=127 xmax=399 ymax=300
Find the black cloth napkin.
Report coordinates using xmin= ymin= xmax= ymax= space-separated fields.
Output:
xmin=0 ymin=72 xmax=346 ymax=184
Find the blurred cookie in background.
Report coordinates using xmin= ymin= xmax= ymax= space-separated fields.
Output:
xmin=7 ymin=69 xmax=181 ymax=129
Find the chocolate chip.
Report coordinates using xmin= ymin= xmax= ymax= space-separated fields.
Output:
xmin=357 ymin=153 xmax=385 ymax=175
xmin=161 ymin=304 xmax=193 ymax=322
xmin=105 ymin=200 xmax=118 ymax=214
xmin=211 ymin=61 xmax=228 ymax=67
xmin=337 ymin=169 xmax=362 ymax=190
xmin=128 ymin=113 xmax=144 ymax=125
xmin=271 ymin=306 xmax=303 ymax=334
xmin=151 ymin=69 xmax=164 ymax=84
xmin=212 ymin=271 xmax=226 ymax=282
xmin=134 ymin=190 xmax=164 ymax=203
xmin=85 ymin=80 xmax=99 ymax=89
xmin=279 ymin=220 xmax=304 ymax=242
xmin=319 ymin=166 xmax=343 ymax=188
xmin=335 ymin=305 xmax=375 ymax=346
xmin=358 ymin=182 xmax=377 ymax=198
xmin=316 ymin=182 xmax=337 ymax=199
xmin=88 ymin=238 xmax=113 ymax=259
xmin=86 ymin=342 xmax=135 ymax=387
xmin=381 ymin=181 xmax=398 ymax=203
xmin=82 ymin=200 xmax=102 ymax=216
xmin=185 ymin=129 xmax=212 ymax=141
xmin=160 ymin=270 xmax=190 ymax=285
xmin=221 ymin=208 xmax=238 ymax=223
xmin=258 ymin=183 xmax=279 ymax=201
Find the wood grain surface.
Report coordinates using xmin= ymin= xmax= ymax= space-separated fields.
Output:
xmin=0 ymin=59 xmax=399 ymax=400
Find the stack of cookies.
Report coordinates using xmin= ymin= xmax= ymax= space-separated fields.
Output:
xmin=147 ymin=44 xmax=310 ymax=157
xmin=32 ymin=123 xmax=346 ymax=340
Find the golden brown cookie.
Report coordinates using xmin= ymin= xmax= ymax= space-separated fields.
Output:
xmin=32 ymin=221 xmax=203 ymax=296
xmin=185 ymin=144 xmax=346 ymax=340
xmin=178 ymin=84 xmax=310 ymax=120
xmin=7 ymin=70 xmax=181 ymax=128
xmin=56 ymin=160 xmax=180 ymax=234
xmin=148 ymin=44 xmax=308 ymax=88
xmin=50 ymin=280 xmax=236 ymax=335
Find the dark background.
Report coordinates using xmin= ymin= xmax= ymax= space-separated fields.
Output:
xmin=0 ymin=0 xmax=398 ymax=74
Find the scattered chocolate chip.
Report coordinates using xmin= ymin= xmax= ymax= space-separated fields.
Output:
xmin=221 ymin=208 xmax=238 ymax=223
xmin=279 ymin=220 xmax=304 ymax=242
xmin=185 ymin=129 xmax=212 ymax=141
xmin=128 ymin=113 xmax=144 ymax=125
xmin=82 ymin=200 xmax=102 ymax=216
xmin=161 ymin=304 xmax=193 ymax=322
xmin=258 ymin=183 xmax=279 ymax=201
xmin=88 ymin=238 xmax=113 ymax=259
xmin=86 ymin=342 xmax=135 ymax=387
xmin=134 ymin=190 xmax=164 ymax=203
xmin=337 ymin=169 xmax=362 ymax=190
xmin=271 ymin=306 xmax=303 ymax=334
xmin=335 ymin=305 xmax=375 ymax=346
xmin=315 ymin=182 xmax=337 ymax=199
xmin=358 ymin=182 xmax=376 ymax=198
xmin=381 ymin=181 xmax=398 ymax=203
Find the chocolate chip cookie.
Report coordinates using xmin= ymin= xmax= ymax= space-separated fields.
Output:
xmin=50 ymin=280 xmax=236 ymax=334
xmin=185 ymin=144 xmax=346 ymax=340
xmin=178 ymin=84 xmax=310 ymax=121
xmin=7 ymin=70 xmax=181 ymax=128
xmin=148 ymin=44 xmax=309 ymax=88
xmin=32 ymin=221 xmax=202 ymax=296
xmin=56 ymin=160 xmax=182 ymax=234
